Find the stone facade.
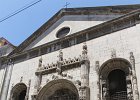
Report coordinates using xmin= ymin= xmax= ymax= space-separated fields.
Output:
xmin=0 ymin=4 xmax=140 ymax=100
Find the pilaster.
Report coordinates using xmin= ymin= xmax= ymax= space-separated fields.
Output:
xmin=130 ymin=52 xmax=139 ymax=100
xmin=79 ymin=43 xmax=90 ymax=100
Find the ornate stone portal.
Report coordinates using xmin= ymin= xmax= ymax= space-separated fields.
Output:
xmin=99 ymin=58 xmax=134 ymax=100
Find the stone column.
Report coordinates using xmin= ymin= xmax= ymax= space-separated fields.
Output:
xmin=32 ymin=58 xmax=43 ymax=99
xmin=25 ymin=79 xmax=31 ymax=100
xmin=79 ymin=43 xmax=90 ymax=100
xmin=9 ymin=84 xmax=14 ymax=100
xmin=0 ymin=59 xmax=14 ymax=100
xmin=126 ymin=75 xmax=133 ymax=100
xmin=130 ymin=52 xmax=139 ymax=100
xmin=102 ymin=80 xmax=107 ymax=100
xmin=95 ymin=61 xmax=101 ymax=100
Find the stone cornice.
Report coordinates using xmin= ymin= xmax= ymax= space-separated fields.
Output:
xmin=9 ymin=4 xmax=140 ymax=56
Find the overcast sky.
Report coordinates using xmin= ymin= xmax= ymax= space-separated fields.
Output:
xmin=0 ymin=0 xmax=140 ymax=46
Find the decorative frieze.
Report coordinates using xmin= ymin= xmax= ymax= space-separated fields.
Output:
xmin=35 ymin=56 xmax=80 ymax=75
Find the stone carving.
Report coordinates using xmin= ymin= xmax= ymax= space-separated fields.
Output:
xmin=130 ymin=52 xmax=139 ymax=100
xmin=102 ymin=80 xmax=107 ymax=100
xmin=38 ymin=57 xmax=42 ymax=67
xmin=79 ymin=86 xmax=90 ymax=100
xmin=126 ymin=75 xmax=133 ymax=100
xmin=95 ymin=61 xmax=100 ymax=74
xmin=20 ymin=76 xmax=23 ymax=83
xmin=25 ymin=79 xmax=31 ymax=100
xmin=81 ymin=42 xmax=88 ymax=61
xmin=56 ymin=50 xmax=63 ymax=75
xmin=79 ymin=43 xmax=90 ymax=100
xmin=36 ymin=56 xmax=81 ymax=75
xmin=37 ymin=57 xmax=44 ymax=71
xmin=111 ymin=49 xmax=116 ymax=58
xmin=95 ymin=61 xmax=101 ymax=100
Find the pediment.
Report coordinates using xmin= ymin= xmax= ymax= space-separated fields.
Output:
xmin=24 ymin=14 xmax=122 ymax=51
xmin=9 ymin=4 xmax=140 ymax=55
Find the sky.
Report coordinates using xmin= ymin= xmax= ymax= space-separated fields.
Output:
xmin=0 ymin=0 xmax=140 ymax=46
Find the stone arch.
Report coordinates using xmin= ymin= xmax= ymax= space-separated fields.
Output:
xmin=36 ymin=79 xmax=79 ymax=100
xmin=99 ymin=58 xmax=131 ymax=80
xmin=99 ymin=58 xmax=132 ymax=100
xmin=11 ymin=83 xmax=27 ymax=100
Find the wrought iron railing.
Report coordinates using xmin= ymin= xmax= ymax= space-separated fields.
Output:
xmin=106 ymin=91 xmax=127 ymax=100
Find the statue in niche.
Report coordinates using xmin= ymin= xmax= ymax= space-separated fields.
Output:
xmin=20 ymin=76 xmax=23 ymax=82
xmin=111 ymin=49 xmax=116 ymax=58
xmin=38 ymin=57 xmax=42 ymax=68
xmin=82 ymin=42 xmax=88 ymax=59
xmin=58 ymin=49 xmax=63 ymax=61
xmin=56 ymin=50 xmax=63 ymax=75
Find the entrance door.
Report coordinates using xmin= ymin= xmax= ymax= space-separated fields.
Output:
xmin=108 ymin=69 xmax=127 ymax=100
xmin=48 ymin=88 xmax=77 ymax=100
xmin=18 ymin=90 xmax=26 ymax=100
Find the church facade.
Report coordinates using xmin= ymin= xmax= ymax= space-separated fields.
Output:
xmin=0 ymin=4 xmax=140 ymax=100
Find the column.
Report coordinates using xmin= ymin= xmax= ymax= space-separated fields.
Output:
xmin=95 ymin=61 xmax=101 ymax=100
xmin=130 ymin=52 xmax=139 ymax=100
xmin=0 ymin=59 xmax=14 ymax=100
xmin=32 ymin=58 xmax=42 ymax=100
xmin=126 ymin=75 xmax=133 ymax=100
xmin=79 ymin=43 xmax=90 ymax=100
xmin=102 ymin=80 xmax=107 ymax=100
xmin=25 ymin=79 xmax=31 ymax=100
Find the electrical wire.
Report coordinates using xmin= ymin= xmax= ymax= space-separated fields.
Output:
xmin=0 ymin=0 xmax=42 ymax=23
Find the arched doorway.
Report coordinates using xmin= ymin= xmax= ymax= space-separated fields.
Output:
xmin=11 ymin=83 xmax=27 ymax=100
xmin=99 ymin=58 xmax=132 ymax=100
xmin=36 ymin=79 xmax=79 ymax=100
xmin=108 ymin=69 xmax=127 ymax=99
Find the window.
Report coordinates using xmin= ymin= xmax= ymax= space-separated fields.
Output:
xmin=56 ymin=27 xmax=70 ymax=38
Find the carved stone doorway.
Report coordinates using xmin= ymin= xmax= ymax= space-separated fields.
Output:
xmin=108 ymin=69 xmax=127 ymax=100
xmin=48 ymin=88 xmax=77 ymax=100
xmin=36 ymin=79 xmax=79 ymax=100
xmin=99 ymin=58 xmax=133 ymax=100
xmin=10 ymin=83 xmax=27 ymax=100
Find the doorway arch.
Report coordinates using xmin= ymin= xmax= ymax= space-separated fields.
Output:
xmin=36 ymin=79 xmax=79 ymax=100
xmin=11 ymin=83 xmax=27 ymax=100
xmin=99 ymin=58 xmax=132 ymax=100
